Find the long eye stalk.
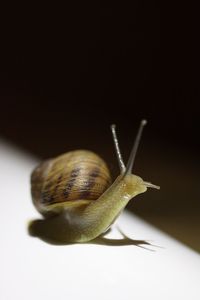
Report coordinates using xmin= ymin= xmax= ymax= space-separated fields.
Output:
xmin=125 ymin=119 xmax=147 ymax=175
xmin=111 ymin=120 xmax=147 ymax=174
xmin=111 ymin=124 xmax=126 ymax=172
xmin=111 ymin=119 xmax=160 ymax=190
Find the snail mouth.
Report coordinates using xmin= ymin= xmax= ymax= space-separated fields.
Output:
xmin=143 ymin=181 xmax=160 ymax=190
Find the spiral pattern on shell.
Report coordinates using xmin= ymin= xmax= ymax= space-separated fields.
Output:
xmin=31 ymin=150 xmax=112 ymax=216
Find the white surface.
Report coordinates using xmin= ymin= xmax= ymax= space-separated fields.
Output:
xmin=0 ymin=139 xmax=200 ymax=300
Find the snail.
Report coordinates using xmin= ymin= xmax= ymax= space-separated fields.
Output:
xmin=30 ymin=120 xmax=160 ymax=243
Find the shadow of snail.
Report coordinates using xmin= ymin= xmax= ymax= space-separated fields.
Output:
xmin=28 ymin=220 xmax=158 ymax=251
xmin=29 ymin=121 xmax=160 ymax=248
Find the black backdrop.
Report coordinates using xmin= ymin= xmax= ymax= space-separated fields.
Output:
xmin=0 ymin=3 xmax=199 ymax=250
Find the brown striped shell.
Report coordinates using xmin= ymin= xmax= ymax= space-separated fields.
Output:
xmin=31 ymin=150 xmax=112 ymax=216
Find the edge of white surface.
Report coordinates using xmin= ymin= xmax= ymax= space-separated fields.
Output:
xmin=0 ymin=139 xmax=200 ymax=300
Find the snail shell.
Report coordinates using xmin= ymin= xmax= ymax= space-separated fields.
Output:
xmin=31 ymin=150 xmax=112 ymax=216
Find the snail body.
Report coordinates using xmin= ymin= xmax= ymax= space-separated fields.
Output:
xmin=30 ymin=120 xmax=160 ymax=243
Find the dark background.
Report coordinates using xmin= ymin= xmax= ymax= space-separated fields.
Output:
xmin=0 ymin=3 xmax=199 ymax=251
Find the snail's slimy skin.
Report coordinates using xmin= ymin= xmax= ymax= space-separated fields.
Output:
xmin=30 ymin=174 xmax=147 ymax=243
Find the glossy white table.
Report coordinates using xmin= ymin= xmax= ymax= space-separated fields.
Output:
xmin=0 ymin=140 xmax=199 ymax=300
